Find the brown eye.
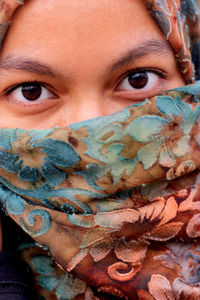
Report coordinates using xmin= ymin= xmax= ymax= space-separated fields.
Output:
xmin=117 ymin=70 xmax=160 ymax=92
xmin=128 ymin=72 xmax=148 ymax=89
xmin=7 ymin=82 xmax=56 ymax=102
xmin=22 ymin=84 xmax=42 ymax=101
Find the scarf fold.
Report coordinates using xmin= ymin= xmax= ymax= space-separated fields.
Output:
xmin=0 ymin=82 xmax=199 ymax=299
xmin=0 ymin=1 xmax=200 ymax=299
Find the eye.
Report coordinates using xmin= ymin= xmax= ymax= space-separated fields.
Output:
xmin=6 ymin=82 xmax=57 ymax=102
xmin=116 ymin=70 xmax=163 ymax=92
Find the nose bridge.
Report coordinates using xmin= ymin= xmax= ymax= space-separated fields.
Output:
xmin=68 ymin=90 xmax=105 ymax=123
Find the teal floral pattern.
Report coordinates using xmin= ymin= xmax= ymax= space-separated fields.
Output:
xmin=0 ymin=82 xmax=198 ymax=299
xmin=0 ymin=0 xmax=199 ymax=299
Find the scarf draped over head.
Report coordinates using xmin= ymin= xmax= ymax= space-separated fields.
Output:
xmin=0 ymin=1 xmax=200 ymax=299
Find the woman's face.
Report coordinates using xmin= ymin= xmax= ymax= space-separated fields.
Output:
xmin=0 ymin=0 xmax=184 ymax=129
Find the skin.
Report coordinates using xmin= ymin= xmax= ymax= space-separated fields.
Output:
xmin=0 ymin=0 xmax=185 ymax=248
xmin=0 ymin=0 xmax=185 ymax=129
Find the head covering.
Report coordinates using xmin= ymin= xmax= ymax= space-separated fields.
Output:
xmin=0 ymin=1 xmax=200 ymax=299
xmin=144 ymin=0 xmax=200 ymax=82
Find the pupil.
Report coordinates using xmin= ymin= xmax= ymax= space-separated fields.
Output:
xmin=128 ymin=72 xmax=148 ymax=89
xmin=22 ymin=84 xmax=42 ymax=101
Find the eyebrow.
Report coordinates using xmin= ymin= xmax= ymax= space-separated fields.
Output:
xmin=0 ymin=55 xmax=62 ymax=78
xmin=108 ymin=39 xmax=172 ymax=73
xmin=0 ymin=39 xmax=172 ymax=78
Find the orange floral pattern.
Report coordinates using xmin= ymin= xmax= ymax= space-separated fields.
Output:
xmin=0 ymin=1 xmax=199 ymax=299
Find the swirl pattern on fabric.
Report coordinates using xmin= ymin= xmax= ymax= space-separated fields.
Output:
xmin=0 ymin=0 xmax=199 ymax=299
xmin=0 ymin=83 xmax=198 ymax=299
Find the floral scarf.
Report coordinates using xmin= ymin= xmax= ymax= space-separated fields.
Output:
xmin=0 ymin=1 xmax=200 ymax=299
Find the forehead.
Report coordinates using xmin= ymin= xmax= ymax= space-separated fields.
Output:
xmin=1 ymin=0 xmax=165 ymax=72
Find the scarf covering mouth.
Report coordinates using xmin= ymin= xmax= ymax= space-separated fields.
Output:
xmin=0 ymin=1 xmax=200 ymax=300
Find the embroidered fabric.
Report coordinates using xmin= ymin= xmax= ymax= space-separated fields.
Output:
xmin=0 ymin=1 xmax=199 ymax=299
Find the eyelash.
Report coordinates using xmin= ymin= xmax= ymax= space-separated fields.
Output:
xmin=115 ymin=67 xmax=166 ymax=87
xmin=3 ymin=67 xmax=166 ymax=103
xmin=3 ymin=80 xmax=55 ymax=96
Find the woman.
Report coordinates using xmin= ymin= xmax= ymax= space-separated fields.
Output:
xmin=0 ymin=0 xmax=200 ymax=299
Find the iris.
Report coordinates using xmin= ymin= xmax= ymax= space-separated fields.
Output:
xmin=128 ymin=72 xmax=148 ymax=89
